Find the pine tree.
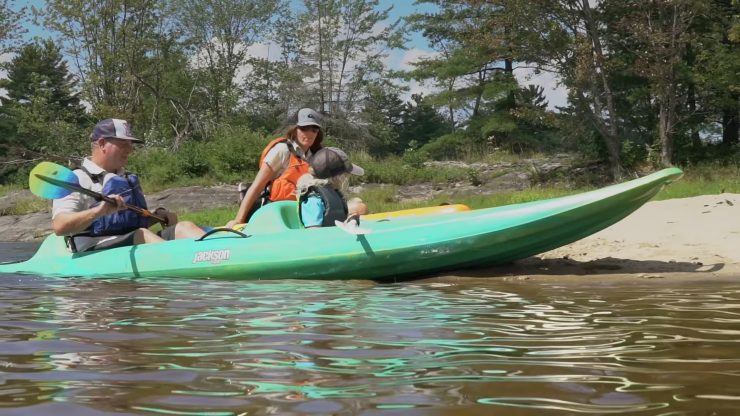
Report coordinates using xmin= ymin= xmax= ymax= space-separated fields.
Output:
xmin=0 ymin=39 xmax=88 ymax=182
xmin=407 ymin=1 xmax=555 ymax=154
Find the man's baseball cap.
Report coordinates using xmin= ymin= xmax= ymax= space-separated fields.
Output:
xmin=91 ymin=119 xmax=143 ymax=143
xmin=296 ymin=108 xmax=322 ymax=129
xmin=309 ymin=147 xmax=364 ymax=179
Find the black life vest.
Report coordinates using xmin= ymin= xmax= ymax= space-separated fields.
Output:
xmin=300 ymin=185 xmax=348 ymax=227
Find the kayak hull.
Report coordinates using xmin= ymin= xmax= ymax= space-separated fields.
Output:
xmin=0 ymin=168 xmax=683 ymax=280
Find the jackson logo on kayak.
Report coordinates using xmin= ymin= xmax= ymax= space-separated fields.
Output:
xmin=192 ymin=249 xmax=231 ymax=264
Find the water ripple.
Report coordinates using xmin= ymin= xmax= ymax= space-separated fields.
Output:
xmin=0 ymin=276 xmax=739 ymax=414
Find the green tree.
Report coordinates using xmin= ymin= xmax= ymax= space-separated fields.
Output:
xmin=39 ymin=0 xmax=167 ymax=117
xmin=360 ymin=80 xmax=406 ymax=155
xmin=293 ymin=0 xmax=404 ymax=130
xmin=131 ymin=31 xmax=208 ymax=149
xmin=175 ymin=0 xmax=283 ymax=124
xmin=692 ymin=0 xmax=739 ymax=148
xmin=0 ymin=40 xmax=88 ymax=183
xmin=0 ymin=0 xmax=26 ymax=55
xmin=608 ymin=0 xmax=705 ymax=166
xmin=538 ymin=0 xmax=626 ymax=178
xmin=408 ymin=1 xmax=558 ymax=155
xmin=395 ymin=94 xmax=450 ymax=153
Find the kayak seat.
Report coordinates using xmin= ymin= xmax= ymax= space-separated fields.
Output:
xmin=244 ymin=201 xmax=303 ymax=234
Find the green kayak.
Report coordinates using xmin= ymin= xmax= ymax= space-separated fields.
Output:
xmin=0 ymin=168 xmax=683 ymax=280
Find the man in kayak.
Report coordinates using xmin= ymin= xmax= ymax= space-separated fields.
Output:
xmin=51 ymin=118 xmax=205 ymax=252
xmin=296 ymin=147 xmax=368 ymax=228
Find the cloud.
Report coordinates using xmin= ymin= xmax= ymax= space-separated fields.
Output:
xmin=514 ymin=66 xmax=569 ymax=111
xmin=234 ymin=41 xmax=283 ymax=84
xmin=399 ymin=48 xmax=440 ymax=71
xmin=0 ymin=53 xmax=11 ymax=99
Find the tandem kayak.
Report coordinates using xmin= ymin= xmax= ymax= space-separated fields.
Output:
xmin=0 ymin=168 xmax=683 ymax=280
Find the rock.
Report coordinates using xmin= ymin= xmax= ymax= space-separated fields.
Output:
xmin=147 ymin=184 xmax=239 ymax=213
xmin=0 ymin=190 xmax=35 ymax=215
xmin=0 ymin=155 xmax=581 ymax=241
xmin=0 ymin=212 xmax=54 ymax=241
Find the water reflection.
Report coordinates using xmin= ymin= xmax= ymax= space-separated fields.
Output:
xmin=0 ymin=272 xmax=739 ymax=415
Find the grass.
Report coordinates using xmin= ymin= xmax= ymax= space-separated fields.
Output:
xmin=0 ymin=198 xmax=49 ymax=216
xmin=3 ymin=159 xmax=738 ymax=220
xmin=653 ymin=163 xmax=740 ymax=200
xmin=179 ymin=207 xmax=236 ymax=229
xmin=0 ymin=184 xmax=25 ymax=198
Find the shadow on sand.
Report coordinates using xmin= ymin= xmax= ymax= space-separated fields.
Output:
xmin=447 ymin=256 xmax=724 ymax=279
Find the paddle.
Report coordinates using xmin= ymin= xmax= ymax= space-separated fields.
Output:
xmin=28 ymin=161 xmax=168 ymax=225
xmin=334 ymin=219 xmax=372 ymax=235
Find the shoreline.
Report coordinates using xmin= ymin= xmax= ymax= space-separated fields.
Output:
xmin=444 ymin=193 xmax=740 ymax=282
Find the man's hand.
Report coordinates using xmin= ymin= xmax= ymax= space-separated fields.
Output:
xmin=52 ymin=194 xmax=125 ymax=236
xmin=94 ymin=194 xmax=125 ymax=217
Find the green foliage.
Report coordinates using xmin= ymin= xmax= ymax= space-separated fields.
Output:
xmin=176 ymin=0 xmax=281 ymax=122
xmin=0 ymin=0 xmax=26 ymax=55
xmin=0 ymin=0 xmax=734 ymax=181
xmin=179 ymin=207 xmax=235 ymax=229
xmin=400 ymin=149 xmax=429 ymax=169
xmin=0 ymin=39 xmax=88 ymax=184
xmin=361 ymin=81 xmax=405 ymax=154
xmin=654 ymin=162 xmax=740 ymax=199
xmin=420 ymin=132 xmax=482 ymax=160
xmin=619 ymin=138 xmax=650 ymax=169
xmin=467 ymin=168 xmax=482 ymax=186
xmin=398 ymin=95 xmax=450 ymax=150
xmin=355 ymin=153 xmax=469 ymax=185
xmin=202 ymin=128 xmax=264 ymax=181
xmin=129 ymin=128 xmax=267 ymax=190
xmin=127 ymin=148 xmax=182 ymax=189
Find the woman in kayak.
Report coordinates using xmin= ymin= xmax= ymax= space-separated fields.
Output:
xmin=296 ymin=147 xmax=368 ymax=228
xmin=227 ymin=108 xmax=324 ymax=227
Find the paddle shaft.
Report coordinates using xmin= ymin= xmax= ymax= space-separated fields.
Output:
xmin=35 ymin=173 xmax=168 ymax=225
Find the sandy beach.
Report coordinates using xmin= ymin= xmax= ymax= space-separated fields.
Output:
xmin=450 ymin=193 xmax=740 ymax=282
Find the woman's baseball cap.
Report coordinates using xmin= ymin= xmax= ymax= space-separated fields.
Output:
xmin=296 ymin=108 xmax=322 ymax=129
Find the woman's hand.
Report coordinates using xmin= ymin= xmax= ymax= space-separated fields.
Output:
xmin=233 ymin=164 xmax=275 ymax=224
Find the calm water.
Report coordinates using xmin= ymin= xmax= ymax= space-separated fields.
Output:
xmin=1 ymin=242 xmax=740 ymax=415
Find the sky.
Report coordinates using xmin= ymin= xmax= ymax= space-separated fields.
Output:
xmin=2 ymin=0 xmax=567 ymax=109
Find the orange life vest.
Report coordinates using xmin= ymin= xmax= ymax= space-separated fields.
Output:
xmin=259 ymin=137 xmax=310 ymax=202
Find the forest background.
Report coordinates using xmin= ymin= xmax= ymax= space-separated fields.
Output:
xmin=0 ymin=0 xmax=738 ymax=194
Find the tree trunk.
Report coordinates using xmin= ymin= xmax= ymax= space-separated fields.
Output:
xmin=581 ymin=0 xmax=622 ymax=179
xmin=722 ymin=95 xmax=739 ymax=146
xmin=687 ymin=80 xmax=701 ymax=148
xmin=316 ymin=0 xmax=326 ymax=113
xmin=659 ymin=100 xmax=674 ymax=166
